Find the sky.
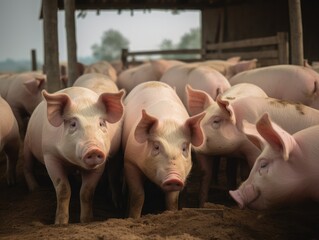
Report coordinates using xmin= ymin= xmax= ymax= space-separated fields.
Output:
xmin=0 ymin=0 xmax=200 ymax=62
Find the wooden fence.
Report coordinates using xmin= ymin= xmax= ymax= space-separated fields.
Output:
xmin=121 ymin=32 xmax=289 ymax=68
xmin=203 ymin=32 xmax=289 ymax=67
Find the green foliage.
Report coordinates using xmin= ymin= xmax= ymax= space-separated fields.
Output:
xmin=177 ymin=28 xmax=201 ymax=49
xmin=91 ymin=29 xmax=129 ymax=61
xmin=158 ymin=27 xmax=201 ymax=59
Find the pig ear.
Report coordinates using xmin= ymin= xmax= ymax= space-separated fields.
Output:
xmin=134 ymin=109 xmax=159 ymax=143
xmin=98 ymin=90 xmax=125 ymax=124
xmin=184 ymin=111 xmax=206 ymax=147
xmin=216 ymin=95 xmax=236 ymax=124
xmin=255 ymin=113 xmax=295 ymax=161
xmin=230 ymin=59 xmax=258 ymax=75
xmin=242 ymin=120 xmax=265 ymax=150
xmin=42 ymin=90 xmax=71 ymax=127
xmin=226 ymin=56 xmax=241 ymax=63
xmin=24 ymin=75 xmax=46 ymax=94
xmin=186 ymin=84 xmax=214 ymax=116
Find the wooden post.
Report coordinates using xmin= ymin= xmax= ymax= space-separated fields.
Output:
xmin=277 ymin=32 xmax=289 ymax=64
xmin=201 ymin=8 xmax=221 ymax=60
xmin=43 ymin=0 xmax=60 ymax=92
xmin=65 ymin=0 xmax=79 ymax=87
xmin=121 ymin=48 xmax=129 ymax=70
xmin=288 ymin=0 xmax=304 ymax=65
xmin=31 ymin=49 xmax=37 ymax=71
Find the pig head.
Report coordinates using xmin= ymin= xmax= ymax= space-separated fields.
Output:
xmin=0 ymin=72 xmax=46 ymax=133
xmin=230 ymin=113 xmax=319 ymax=210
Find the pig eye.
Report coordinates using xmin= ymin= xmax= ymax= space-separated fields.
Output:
xmin=258 ymin=159 xmax=269 ymax=175
xmin=211 ymin=116 xmax=222 ymax=129
xmin=99 ymin=119 xmax=107 ymax=127
xmin=99 ymin=119 xmax=107 ymax=132
xmin=152 ymin=141 xmax=160 ymax=156
xmin=182 ymin=142 xmax=189 ymax=157
xmin=67 ymin=118 xmax=77 ymax=133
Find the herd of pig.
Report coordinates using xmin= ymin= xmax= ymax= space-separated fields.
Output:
xmin=1 ymin=57 xmax=319 ymax=225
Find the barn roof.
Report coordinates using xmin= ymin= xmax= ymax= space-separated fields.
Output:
xmin=56 ymin=0 xmax=245 ymax=11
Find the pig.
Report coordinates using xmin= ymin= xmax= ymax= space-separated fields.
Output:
xmin=229 ymin=64 xmax=319 ymax=109
xmin=59 ymin=62 xmax=86 ymax=88
xmin=84 ymin=60 xmax=117 ymax=83
xmin=187 ymin=87 xmax=319 ymax=207
xmin=193 ymin=58 xmax=258 ymax=79
xmin=23 ymin=86 xmax=125 ymax=224
xmin=73 ymin=73 xmax=120 ymax=95
xmin=117 ymin=59 xmax=184 ymax=93
xmin=0 ymin=96 xmax=20 ymax=185
xmin=229 ymin=113 xmax=319 ymax=210
xmin=160 ymin=64 xmax=231 ymax=111
xmin=0 ymin=72 xmax=46 ymax=133
xmin=187 ymin=83 xmax=268 ymax=207
xmin=122 ymin=81 xmax=205 ymax=218
xmin=73 ymin=73 xmax=125 ymax=207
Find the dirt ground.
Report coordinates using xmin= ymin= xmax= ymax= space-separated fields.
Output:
xmin=1 ymin=144 xmax=319 ymax=240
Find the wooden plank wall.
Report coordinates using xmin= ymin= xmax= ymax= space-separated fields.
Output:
xmin=121 ymin=32 xmax=289 ymax=68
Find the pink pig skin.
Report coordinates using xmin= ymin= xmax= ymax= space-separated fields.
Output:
xmin=229 ymin=64 xmax=319 ymax=109
xmin=0 ymin=96 xmax=20 ymax=185
xmin=187 ymin=84 xmax=319 ymax=207
xmin=191 ymin=58 xmax=257 ymax=79
xmin=122 ymin=81 xmax=205 ymax=218
xmin=230 ymin=113 xmax=319 ymax=210
xmin=0 ymin=72 xmax=46 ymax=133
xmin=160 ymin=64 xmax=231 ymax=111
xmin=187 ymin=83 xmax=268 ymax=207
xmin=73 ymin=73 xmax=125 ymax=207
xmin=83 ymin=60 xmax=118 ymax=83
xmin=23 ymin=86 xmax=124 ymax=224
xmin=117 ymin=60 xmax=183 ymax=94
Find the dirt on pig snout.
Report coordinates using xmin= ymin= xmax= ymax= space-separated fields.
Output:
xmin=0 ymin=152 xmax=319 ymax=240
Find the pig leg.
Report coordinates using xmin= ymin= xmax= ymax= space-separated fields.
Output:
xmin=23 ymin=143 xmax=39 ymax=191
xmin=106 ymin=150 xmax=124 ymax=209
xmin=125 ymin=161 xmax=145 ymax=218
xmin=226 ymin=157 xmax=239 ymax=190
xmin=165 ymin=191 xmax=180 ymax=211
xmin=196 ymin=152 xmax=213 ymax=207
xmin=80 ymin=165 xmax=105 ymax=223
xmin=4 ymin=138 xmax=19 ymax=186
xmin=44 ymin=157 xmax=71 ymax=225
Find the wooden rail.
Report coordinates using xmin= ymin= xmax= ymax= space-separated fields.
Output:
xmin=203 ymin=32 xmax=289 ymax=67
xmin=121 ymin=32 xmax=289 ymax=69
xmin=121 ymin=48 xmax=202 ymax=69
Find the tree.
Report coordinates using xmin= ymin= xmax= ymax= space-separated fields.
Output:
xmin=177 ymin=28 xmax=201 ymax=49
xmin=158 ymin=27 xmax=201 ymax=59
xmin=159 ymin=39 xmax=174 ymax=50
xmin=91 ymin=29 xmax=129 ymax=61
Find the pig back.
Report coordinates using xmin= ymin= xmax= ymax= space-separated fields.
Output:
xmin=73 ymin=73 xmax=119 ymax=94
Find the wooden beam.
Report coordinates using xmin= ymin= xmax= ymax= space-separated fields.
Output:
xmin=43 ymin=0 xmax=60 ymax=92
xmin=65 ymin=0 xmax=79 ymax=87
xmin=288 ymin=0 xmax=304 ymax=65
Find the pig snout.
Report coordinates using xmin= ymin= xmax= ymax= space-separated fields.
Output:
xmin=83 ymin=147 xmax=106 ymax=168
xmin=161 ymin=173 xmax=184 ymax=192
xmin=229 ymin=184 xmax=259 ymax=209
